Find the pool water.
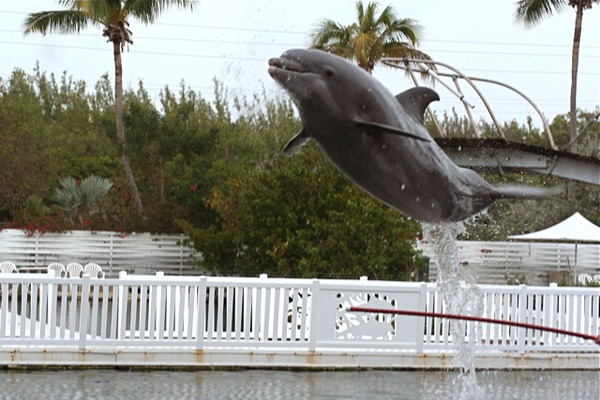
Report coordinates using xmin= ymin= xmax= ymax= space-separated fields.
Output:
xmin=0 ymin=369 xmax=597 ymax=400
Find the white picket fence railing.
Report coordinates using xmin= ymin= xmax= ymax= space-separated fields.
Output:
xmin=419 ymin=240 xmax=600 ymax=285
xmin=1 ymin=272 xmax=598 ymax=354
xmin=0 ymin=229 xmax=201 ymax=277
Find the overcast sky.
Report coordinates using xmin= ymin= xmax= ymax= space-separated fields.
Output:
xmin=1 ymin=0 xmax=599 ymax=129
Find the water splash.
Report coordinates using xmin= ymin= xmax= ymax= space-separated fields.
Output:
xmin=422 ymin=222 xmax=485 ymax=400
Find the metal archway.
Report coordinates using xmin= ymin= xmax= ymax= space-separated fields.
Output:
xmin=381 ymin=58 xmax=557 ymax=150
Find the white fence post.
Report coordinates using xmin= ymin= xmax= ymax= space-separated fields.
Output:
xmin=46 ymin=269 xmax=57 ymax=339
xmin=547 ymin=282 xmax=558 ymax=347
xmin=308 ymin=279 xmax=320 ymax=351
xmin=79 ymin=275 xmax=91 ymax=350
xmin=117 ymin=271 xmax=127 ymax=339
xmin=196 ymin=276 xmax=207 ymax=349
xmin=0 ymin=280 xmax=7 ymax=339
xmin=416 ymin=282 xmax=428 ymax=354
xmin=517 ymin=284 xmax=527 ymax=353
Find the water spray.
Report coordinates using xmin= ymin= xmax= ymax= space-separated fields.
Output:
xmin=347 ymin=306 xmax=600 ymax=345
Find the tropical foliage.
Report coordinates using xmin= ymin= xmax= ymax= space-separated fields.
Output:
xmin=514 ymin=0 xmax=599 ymax=153
xmin=23 ymin=0 xmax=195 ymax=210
xmin=310 ymin=1 xmax=432 ymax=74
xmin=53 ymin=175 xmax=113 ymax=224
xmin=0 ymin=66 xmax=598 ymax=278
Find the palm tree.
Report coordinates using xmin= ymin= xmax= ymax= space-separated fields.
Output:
xmin=24 ymin=0 xmax=195 ymax=210
xmin=514 ymin=0 xmax=598 ymax=153
xmin=310 ymin=1 xmax=433 ymax=74
xmin=53 ymin=175 xmax=113 ymax=224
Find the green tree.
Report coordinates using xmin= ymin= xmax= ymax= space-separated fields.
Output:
xmin=23 ymin=0 xmax=195 ymax=210
xmin=0 ymin=69 xmax=56 ymax=221
xmin=183 ymin=139 xmax=424 ymax=279
xmin=514 ymin=0 xmax=599 ymax=153
xmin=310 ymin=1 xmax=432 ymax=74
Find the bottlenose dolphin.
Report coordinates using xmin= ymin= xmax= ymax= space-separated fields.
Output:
xmin=268 ymin=48 xmax=559 ymax=222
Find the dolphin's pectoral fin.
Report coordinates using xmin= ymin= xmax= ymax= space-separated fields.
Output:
xmin=395 ymin=87 xmax=440 ymax=124
xmin=353 ymin=118 xmax=430 ymax=142
xmin=283 ymin=129 xmax=310 ymax=156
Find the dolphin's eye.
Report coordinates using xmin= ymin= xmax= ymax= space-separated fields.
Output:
xmin=324 ymin=67 xmax=335 ymax=78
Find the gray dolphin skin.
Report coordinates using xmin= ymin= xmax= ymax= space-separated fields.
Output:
xmin=268 ymin=48 xmax=559 ymax=223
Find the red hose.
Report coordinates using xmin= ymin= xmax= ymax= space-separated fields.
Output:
xmin=347 ymin=306 xmax=600 ymax=345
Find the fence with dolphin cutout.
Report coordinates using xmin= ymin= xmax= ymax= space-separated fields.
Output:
xmin=0 ymin=271 xmax=598 ymax=364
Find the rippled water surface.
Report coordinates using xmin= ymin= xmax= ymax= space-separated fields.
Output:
xmin=0 ymin=369 xmax=597 ymax=400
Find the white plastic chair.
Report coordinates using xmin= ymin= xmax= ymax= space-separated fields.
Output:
xmin=47 ymin=262 xmax=66 ymax=278
xmin=0 ymin=261 xmax=18 ymax=273
xmin=66 ymin=263 xmax=84 ymax=278
xmin=577 ymin=273 xmax=593 ymax=285
xmin=84 ymin=263 xmax=105 ymax=279
xmin=593 ymin=274 xmax=600 ymax=284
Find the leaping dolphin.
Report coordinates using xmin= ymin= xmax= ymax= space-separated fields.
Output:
xmin=268 ymin=48 xmax=559 ymax=223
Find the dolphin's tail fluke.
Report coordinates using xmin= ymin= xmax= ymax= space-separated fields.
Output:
xmin=495 ymin=184 xmax=564 ymax=200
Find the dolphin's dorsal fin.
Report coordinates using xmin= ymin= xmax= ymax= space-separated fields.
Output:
xmin=353 ymin=118 xmax=430 ymax=142
xmin=283 ymin=129 xmax=310 ymax=156
xmin=395 ymin=87 xmax=440 ymax=124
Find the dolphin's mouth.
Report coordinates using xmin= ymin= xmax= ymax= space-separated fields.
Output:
xmin=268 ymin=56 xmax=306 ymax=77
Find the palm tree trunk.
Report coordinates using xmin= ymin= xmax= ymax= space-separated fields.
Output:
xmin=113 ymin=41 xmax=143 ymax=210
xmin=568 ymin=4 xmax=584 ymax=153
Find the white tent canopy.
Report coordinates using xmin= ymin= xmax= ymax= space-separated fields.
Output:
xmin=508 ymin=212 xmax=600 ymax=243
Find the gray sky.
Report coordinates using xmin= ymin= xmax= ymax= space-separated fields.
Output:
xmin=1 ymin=0 xmax=599 ymax=129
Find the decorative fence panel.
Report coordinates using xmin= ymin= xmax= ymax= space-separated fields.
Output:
xmin=418 ymin=240 xmax=600 ymax=285
xmin=0 ymin=273 xmax=597 ymax=354
xmin=0 ymin=229 xmax=201 ymax=277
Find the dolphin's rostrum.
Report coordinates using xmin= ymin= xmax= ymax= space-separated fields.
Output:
xmin=268 ymin=48 xmax=559 ymax=223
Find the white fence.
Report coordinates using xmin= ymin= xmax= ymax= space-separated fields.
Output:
xmin=3 ymin=230 xmax=598 ymax=285
xmin=419 ymin=240 xmax=600 ymax=285
xmin=1 ymin=272 xmax=598 ymax=356
xmin=0 ymin=229 xmax=201 ymax=277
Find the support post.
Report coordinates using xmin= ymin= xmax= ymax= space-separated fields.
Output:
xmin=518 ymin=284 xmax=528 ymax=353
xmin=196 ymin=276 xmax=207 ymax=349
xmin=78 ymin=275 xmax=91 ymax=350
xmin=308 ymin=279 xmax=320 ymax=352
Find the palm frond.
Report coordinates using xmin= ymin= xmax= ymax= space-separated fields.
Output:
xmin=53 ymin=176 xmax=113 ymax=221
xmin=23 ymin=10 xmax=92 ymax=35
xmin=384 ymin=18 xmax=422 ymax=46
xmin=309 ymin=0 xmax=432 ymax=74
xmin=311 ymin=20 xmax=355 ymax=58
xmin=79 ymin=176 xmax=113 ymax=207
xmin=126 ymin=0 xmax=195 ymax=24
xmin=375 ymin=4 xmax=397 ymax=29
xmin=357 ymin=1 xmax=379 ymax=33
xmin=514 ymin=0 xmax=568 ymax=27
xmin=53 ymin=177 xmax=82 ymax=219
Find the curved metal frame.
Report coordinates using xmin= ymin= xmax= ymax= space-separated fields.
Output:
xmin=381 ymin=58 xmax=557 ymax=150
